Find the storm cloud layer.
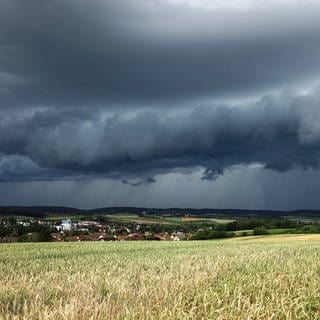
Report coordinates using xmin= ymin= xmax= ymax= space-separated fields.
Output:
xmin=1 ymin=90 xmax=320 ymax=181
xmin=1 ymin=1 xmax=320 ymax=208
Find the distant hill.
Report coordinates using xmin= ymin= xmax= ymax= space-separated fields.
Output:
xmin=0 ymin=206 xmax=84 ymax=218
xmin=1 ymin=206 xmax=320 ymax=220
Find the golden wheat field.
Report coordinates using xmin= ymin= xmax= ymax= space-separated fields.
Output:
xmin=1 ymin=235 xmax=320 ymax=320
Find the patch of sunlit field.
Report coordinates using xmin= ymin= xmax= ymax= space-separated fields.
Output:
xmin=1 ymin=236 xmax=320 ymax=319
xmin=180 ymin=217 xmax=234 ymax=224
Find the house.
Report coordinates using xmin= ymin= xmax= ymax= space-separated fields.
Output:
xmin=117 ymin=233 xmax=145 ymax=241
xmin=98 ymin=234 xmax=117 ymax=241
xmin=171 ymin=232 xmax=192 ymax=241
xmin=154 ymin=233 xmax=171 ymax=241
xmin=51 ymin=233 xmax=64 ymax=241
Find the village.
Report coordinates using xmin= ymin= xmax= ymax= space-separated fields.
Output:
xmin=53 ymin=219 xmax=192 ymax=242
xmin=0 ymin=217 xmax=192 ymax=243
xmin=1 ymin=213 xmax=315 ymax=243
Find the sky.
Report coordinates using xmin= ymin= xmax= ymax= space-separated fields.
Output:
xmin=1 ymin=0 xmax=320 ymax=209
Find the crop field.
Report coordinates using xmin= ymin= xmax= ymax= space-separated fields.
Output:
xmin=170 ymin=217 xmax=234 ymax=224
xmin=104 ymin=213 xmax=234 ymax=225
xmin=104 ymin=213 xmax=175 ymax=224
xmin=1 ymin=236 xmax=320 ymax=319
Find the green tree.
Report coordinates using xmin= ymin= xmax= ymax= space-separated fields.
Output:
xmin=253 ymin=226 xmax=269 ymax=235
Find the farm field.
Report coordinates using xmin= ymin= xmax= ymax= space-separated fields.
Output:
xmin=104 ymin=213 xmax=234 ymax=225
xmin=1 ymin=235 xmax=320 ymax=319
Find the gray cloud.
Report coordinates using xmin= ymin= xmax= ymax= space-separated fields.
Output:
xmin=0 ymin=0 xmax=320 ymax=110
xmin=1 ymin=89 xmax=320 ymax=181
xmin=1 ymin=1 xmax=320 ymax=209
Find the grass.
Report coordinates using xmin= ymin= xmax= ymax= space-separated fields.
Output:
xmin=1 ymin=236 xmax=320 ymax=319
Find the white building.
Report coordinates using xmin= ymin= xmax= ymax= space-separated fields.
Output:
xmin=61 ymin=219 xmax=73 ymax=232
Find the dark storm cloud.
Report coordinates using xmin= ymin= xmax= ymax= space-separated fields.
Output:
xmin=1 ymin=0 xmax=320 ymax=187
xmin=0 ymin=154 xmax=70 ymax=181
xmin=1 ymin=89 xmax=320 ymax=181
xmin=0 ymin=0 xmax=320 ymax=108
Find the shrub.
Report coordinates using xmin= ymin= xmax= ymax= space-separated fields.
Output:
xmin=18 ymin=231 xmax=52 ymax=242
xmin=253 ymin=226 xmax=269 ymax=235
xmin=191 ymin=229 xmax=233 ymax=240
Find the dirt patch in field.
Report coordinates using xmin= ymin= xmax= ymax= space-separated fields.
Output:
xmin=235 ymin=234 xmax=320 ymax=242
xmin=248 ymin=234 xmax=320 ymax=242
xmin=281 ymin=234 xmax=320 ymax=241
